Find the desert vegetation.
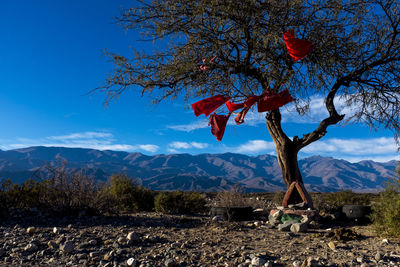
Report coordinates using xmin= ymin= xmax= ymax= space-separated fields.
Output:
xmin=1 ymin=163 xmax=399 ymax=239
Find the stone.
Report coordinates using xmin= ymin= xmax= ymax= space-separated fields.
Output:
xmin=381 ymin=239 xmax=389 ymax=245
xmin=307 ymin=257 xmax=318 ymax=267
xmin=164 ymin=258 xmax=177 ymax=267
xmin=269 ymin=210 xmax=283 ymax=222
xmin=293 ymin=260 xmax=301 ymax=267
xmin=290 ymin=222 xmax=308 ymax=233
xmin=300 ymin=215 xmax=309 ymax=223
xmin=127 ymin=232 xmax=140 ymax=241
xmin=375 ymin=252 xmax=382 ymax=261
xmin=48 ymin=240 xmax=58 ymax=249
xmin=328 ymin=241 xmax=336 ymax=251
xmin=356 ymin=256 xmax=363 ymax=263
xmin=117 ymin=236 xmax=127 ymax=244
xmin=89 ymin=251 xmax=101 ymax=258
xmin=127 ymin=257 xmax=138 ymax=266
xmin=104 ymin=253 xmax=113 ymax=261
xmin=24 ymin=243 xmax=38 ymax=252
xmin=60 ymin=241 xmax=74 ymax=253
xmin=53 ymin=227 xmax=60 ymax=234
xmin=26 ymin=227 xmax=36 ymax=234
xmin=264 ymin=261 xmax=273 ymax=267
xmin=251 ymin=256 xmax=266 ymax=266
xmin=278 ymin=220 xmax=299 ymax=231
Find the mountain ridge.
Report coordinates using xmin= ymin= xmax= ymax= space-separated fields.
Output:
xmin=0 ymin=146 xmax=397 ymax=192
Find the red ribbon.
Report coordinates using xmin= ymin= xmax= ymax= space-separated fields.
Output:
xmin=284 ymin=29 xmax=313 ymax=62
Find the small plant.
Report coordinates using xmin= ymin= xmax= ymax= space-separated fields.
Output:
xmin=103 ymin=173 xmax=154 ymax=213
xmin=214 ymin=184 xmax=252 ymax=207
xmin=154 ymin=191 xmax=207 ymax=214
xmin=370 ymin=174 xmax=400 ymax=237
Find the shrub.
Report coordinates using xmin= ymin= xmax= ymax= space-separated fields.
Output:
xmin=313 ymin=190 xmax=376 ymax=213
xmin=371 ymin=176 xmax=400 ymax=237
xmin=154 ymin=191 xmax=207 ymax=214
xmin=103 ymin=173 xmax=154 ymax=212
xmin=214 ymin=185 xmax=253 ymax=207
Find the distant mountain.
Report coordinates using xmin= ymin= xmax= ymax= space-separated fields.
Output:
xmin=0 ymin=146 xmax=397 ymax=192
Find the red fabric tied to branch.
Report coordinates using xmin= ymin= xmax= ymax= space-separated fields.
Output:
xmin=284 ymin=29 xmax=313 ymax=62
xmin=209 ymin=113 xmax=231 ymax=141
xmin=192 ymin=90 xmax=294 ymax=140
xmin=191 ymin=95 xmax=231 ymax=117
xmin=226 ymin=101 xmax=245 ymax=113
xmin=257 ymin=89 xmax=294 ymax=112
xmin=234 ymin=107 xmax=250 ymax=125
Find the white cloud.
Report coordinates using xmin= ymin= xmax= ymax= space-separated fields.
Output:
xmin=235 ymin=140 xmax=275 ymax=154
xmin=300 ymin=137 xmax=399 ymax=162
xmin=48 ymin=132 xmax=113 ymax=141
xmin=167 ymin=120 xmax=208 ymax=132
xmin=138 ymin=144 xmax=159 ymax=153
xmin=191 ymin=142 xmax=209 ymax=149
xmin=169 ymin=141 xmax=192 ymax=149
xmin=0 ymin=132 xmax=159 ymax=153
xmin=168 ymin=141 xmax=209 ymax=152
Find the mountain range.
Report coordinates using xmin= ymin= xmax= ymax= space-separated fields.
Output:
xmin=0 ymin=146 xmax=398 ymax=192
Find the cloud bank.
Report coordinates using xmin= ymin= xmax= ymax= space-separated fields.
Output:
xmin=0 ymin=131 xmax=159 ymax=153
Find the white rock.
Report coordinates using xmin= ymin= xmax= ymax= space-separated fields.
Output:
xmin=251 ymin=257 xmax=266 ymax=266
xmin=53 ymin=227 xmax=60 ymax=234
xmin=26 ymin=227 xmax=35 ymax=234
xmin=24 ymin=243 xmax=38 ymax=252
xmin=127 ymin=232 xmax=140 ymax=241
xmin=290 ymin=222 xmax=308 ymax=233
xmin=293 ymin=260 xmax=301 ymax=267
xmin=264 ymin=261 xmax=273 ymax=267
xmin=300 ymin=215 xmax=309 ymax=223
xmin=381 ymin=239 xmax=389 ymax=245
xmin=127 ymin=257 xmax=137 ymax=266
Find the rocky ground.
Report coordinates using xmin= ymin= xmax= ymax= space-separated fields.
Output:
xmin=0 ymin=210 xmax=399 ymax=267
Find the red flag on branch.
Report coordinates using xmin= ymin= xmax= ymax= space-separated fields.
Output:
xmin=191 ymin=95 xmax=230 ymax=117
xmin=209 ymin=113 xmax=231 ymax=141
xmin=284 ymin=29 xmax=313 ymax=62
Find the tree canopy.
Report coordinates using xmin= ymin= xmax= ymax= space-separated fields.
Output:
xmin=98 ymin=0 xmax=400 ymax=187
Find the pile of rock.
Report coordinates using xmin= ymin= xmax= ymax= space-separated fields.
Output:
xmin=267 ymin=204 xmax=318 ymax=234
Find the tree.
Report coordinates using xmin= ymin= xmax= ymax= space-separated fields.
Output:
xmin=97 ymin=0 xmax=400 ymax=190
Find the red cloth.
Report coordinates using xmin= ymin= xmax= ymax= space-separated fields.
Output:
xmin=234 ymin=107 xmax=250 ymax=125
xmin=191 ymin=95 xmax=230 ymax=117
xmin=284 ymin=29 xmax=313 ymax=62
xmin=257 ymin=89 xmax=294 ymax=112
xmin=209 ymin=113 xmax=231 ymax=141
xmin=226 ymin=101 xmax=244 ymax=113
xmin=244 ymin=95 xmax=261 ymax=107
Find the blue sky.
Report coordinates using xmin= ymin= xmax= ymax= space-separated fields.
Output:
xmin=0 ymin=0 xmax=399 ymax=163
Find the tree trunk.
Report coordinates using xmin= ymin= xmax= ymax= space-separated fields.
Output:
xmin=266 ymin=110 xmax=302 ymax=187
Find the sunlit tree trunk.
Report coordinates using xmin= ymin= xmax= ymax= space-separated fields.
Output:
xmin=266 ymin=110 xmax=303 ymax=188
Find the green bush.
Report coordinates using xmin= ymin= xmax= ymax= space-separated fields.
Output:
xmin=154 ymin=191 xmax=207 ymax=214
xmin=103 ymin=173 xmax=154 ymax=212
xmin=371 ymin=176 xmax=400 ymax=237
